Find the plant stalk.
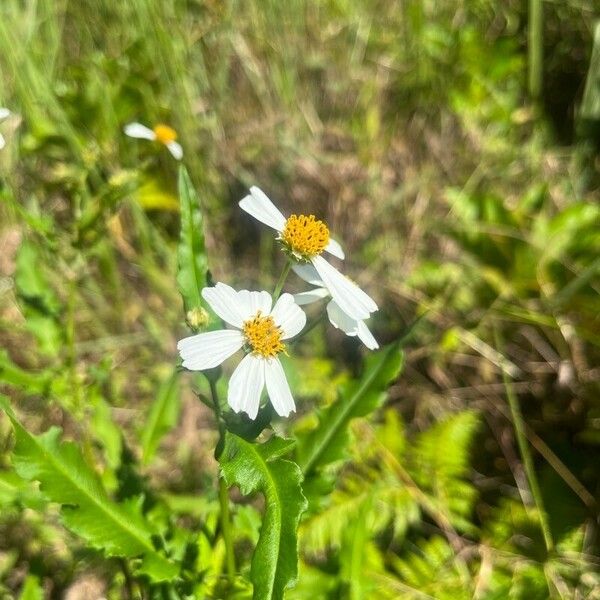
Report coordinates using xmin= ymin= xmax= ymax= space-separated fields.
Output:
xmin=496 ymin=330 xmax=554 ymax=553
xmin=272 ymin=259 xmax=292 ymax=300
xmin=207 ymin=377 xmax=236 ymax=581
xmin=528 ymin=0 xmax=543 ymax=99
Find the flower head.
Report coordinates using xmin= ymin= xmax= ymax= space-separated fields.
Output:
xmin=124 ymin=122 xmax=183 ymax=160
xmin=293 ymin=263 xmax=379 ymax=350
xmin=177 ymin=283 xmax=306 ymax=419
xmin=0 ymin=108 xmax=12 ymax=150
xmin=239 ymin=186 xmax=378 ymax=321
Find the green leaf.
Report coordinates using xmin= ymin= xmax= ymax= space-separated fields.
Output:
xmin=297 ymin=342 xmax=404 ymax=476
xmin=19 ymin=575 xmax=43 ymax=600
xmin=176 ymin=166 xmax=208 ymax=314
xmin=140 ymin=370 xmax=180 ymax=465
xmin=219 ymin=433 xmax=307 ymax=600
xmin=411 ymin=411 xmax=480 ymax=530
xmin=0 ymin=398 xmax=178 ymax=582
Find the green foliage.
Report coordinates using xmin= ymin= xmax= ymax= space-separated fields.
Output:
xmin=296 ymin=342 xmax=404 ymax=477
xmin=18 ymin=575 xmax=43 ymax=600
xmin=411 ymin=411 xmax=480 ymax=531
xmin=176 ymin=165 xmax=208 ymax=315
xmin=140 ymin=370 xmax=180 ymax=465
xmin=219 ymin=433 xmax=307 ymax=600
xmin=0 ymin=398 xmax=178 ymax=582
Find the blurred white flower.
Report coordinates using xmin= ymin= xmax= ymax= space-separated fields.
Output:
xmin=0 ymin=108 xmax=12 ymax=150
xmin=177 ymin=283 xmax=306 ymax=420
xmin=239 ymin=186 xmax=378 ymax=321
xmin=124 ymin=122 xmax=183 ymax=160
xmin=293 ymin=263 xmax=379 ymax=350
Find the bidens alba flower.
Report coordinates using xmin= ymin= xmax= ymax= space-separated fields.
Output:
xmin=177 ymin=283 xmax=306 ymax=420
xmin=293 ymin=263 xmax=379 ymax=350
xmin=124 ymin=122 xmax=183 ymax=160
xmin=239 ymin=186 xmax=377 ymax=321
xmin=0 ymin=108 xmax=12 ymax=149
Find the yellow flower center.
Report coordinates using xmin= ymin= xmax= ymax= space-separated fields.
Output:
xmin=281 ymin=214 xmax=329 ymax=258
xmin=242 ymin=313 xmax=285 ymax=358
xmin=153 ymin=124 xmax=178 ymax=145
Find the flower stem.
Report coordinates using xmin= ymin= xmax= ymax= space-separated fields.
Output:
xmin=219 ymin=477 xmax=236 ymax=582
xmin=495 ymin=329 xmax=554 ymax=554
xmin=207 ymin=377 xmax=236 ymax=582
xmin=272 ymin=259 xmax=292 ymax=300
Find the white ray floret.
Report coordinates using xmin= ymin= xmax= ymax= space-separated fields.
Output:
xmin=293 ymin=263 xmax=379 ymax=350
xmin=124 ymin=121 xmax=183 ymax=160
xmin=177 ymin=282 xmax=306 ymax=420
xmin=238 ymin=186 xmax=378 ymax=320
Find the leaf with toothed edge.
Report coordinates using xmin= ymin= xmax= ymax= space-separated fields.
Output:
xmin=219 ymin=432 xmax=307 ymax=600
xmin=0 ymin=397 xmax=179 ymax=582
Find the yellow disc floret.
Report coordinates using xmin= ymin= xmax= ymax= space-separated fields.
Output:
xmin=242 ymin=313 xmax=285 ymax=358
xmin=281 ymin=214 xmax=329 ymax=258
xmin=153 ymin=124 xmax=178 ymax=145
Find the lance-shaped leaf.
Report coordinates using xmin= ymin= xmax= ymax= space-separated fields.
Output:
xmin=141 ymin=370 xmax=180 ymax=465
xmin=177 ymin=166 xmax=208 ymax=313
xmin=219 ymin=433 xmax=307 ymax=600
xmin=0 ymin=399 xmax=178 ymax=582
xmin=297 ymin=342 xmax=404 ymax=477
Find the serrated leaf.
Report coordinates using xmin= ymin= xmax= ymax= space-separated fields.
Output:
xmin=219 ymin=433 xmax=307 ymax=600
xmin=176 ymin=166 xmax=208 ymax=313
xmin=0 ymin=398 xmax=178 ymax=582
xmin=411 ymin=411 xmax=479 ymax=530
xmin=141 ymin=370 xmax=180 ymax=465
xmin=297 ymin=342 xmax=404 ymax=477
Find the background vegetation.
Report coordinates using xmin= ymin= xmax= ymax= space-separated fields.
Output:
xmin=1 ymin=0 xmax=599 ymax=598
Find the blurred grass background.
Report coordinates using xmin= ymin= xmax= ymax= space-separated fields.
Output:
xmin=1 ymin=0 xmax=600 ymax=598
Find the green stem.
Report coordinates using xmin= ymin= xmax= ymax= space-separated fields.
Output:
xmin=219 ymin=477 xmax=236 ymax=582
xmin=496 ymin=330 xmax=554 ymax=553
xmin=207 ymin=378 xmax=236 ymax=581
xmin=528 ymin=0 xmax=543 ymax=100
xmin=272 ymin=259 xmax=292 ymax=300
xmin=292 ymin=309 xmax=326 ymax=342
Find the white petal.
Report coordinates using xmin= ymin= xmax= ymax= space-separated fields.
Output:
xmin=228 ymin=354 xmax=265 ymax=420
xmin=0 ymin=108 xmax=10 ymax=121
xmin=264 ymin=358 xmax=295 ymax=417
xmin=293 ymin=288 xmax=329 ymax=306
xmin=325 ymin=238 xmax=345 ymax=260
xmin=292 ymin=263 xmax=323 ymax=286
xmin=177 ymin=329 xmax=244 ymax=370
xmin=202 ymin=283 xmax=248 ymax=328
xmin=311 ymin=256 xmax=377 ymax=320
xmin=357 ymin=320 xmax=379 ymax=350
xmin=326 ymin=300 xmax=360 ymax=335
xmin=0 ymin=133 xmax=5 ymax=150
xmin=270 ymin=293 xmax=306 ymax=339
xmin=239 ymin=186 xmax=287 ymax=232
xmin=124 ymin=122 xmax=156 ymax=140
xmin=166 ymin=140 xmax=183 ymax=160
xmin=236 ymin=290 xmax=272 ymax=320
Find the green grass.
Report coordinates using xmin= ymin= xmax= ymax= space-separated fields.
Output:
xmin=1 ymin=0 xmax=600 ymax=598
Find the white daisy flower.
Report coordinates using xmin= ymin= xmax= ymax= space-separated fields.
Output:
xmin=177 ymin=283 xmax=306 ymax=420
xmin=239 ymin=186 xmax=378 ymax=321
xmin=124 ymin=122 xmax=183 ymax=160
xmin=292 ymin=263 xmax=379 ymax=350
xmin=0 ymin=108 xmax=12 ymax=150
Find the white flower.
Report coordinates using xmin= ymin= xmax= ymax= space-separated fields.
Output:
xmin=177 ymin=283 xmax=306 ymax=420
xmin=124 ymin=122 xmax=183 ymax=160
xmin=239 ymin=186 xmax=378 ymax=321
xmin=0 ymin=108 xmax=12 ymax=150
xmin=292 ymin=263 xmax=379 ymax=350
